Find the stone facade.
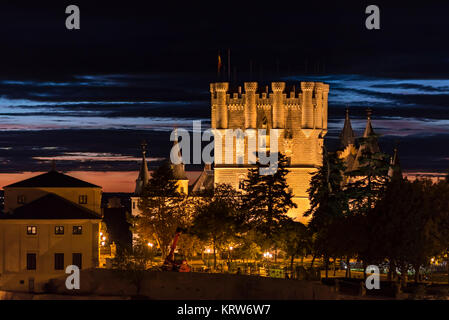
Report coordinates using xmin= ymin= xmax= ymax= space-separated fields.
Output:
xmin=210 ymin=81 xmax=329 ymax=223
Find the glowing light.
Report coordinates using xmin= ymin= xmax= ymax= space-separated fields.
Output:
xmin=229 ymin=246 xmax=233 ymax=251
xmin=206 ymin=248 xmax=211 ymax=253
xmin=101 ymin=241 xmax=105 ymax=246
xmin=102 ymin=236 xmax=106 ymax=241
xmin=263 ymin=252 xmax=273 ymax=259
xmin=147 ymin=242 xmax=153 ymax=247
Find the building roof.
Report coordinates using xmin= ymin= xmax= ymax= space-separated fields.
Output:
xmin=170 ymin=128 xmax=188 ymax=180
xmin=4 ymin=170 xmax=100 ymax=188
xmin=0 ymin=193 xmax=101 ymax=220
xmin=191 ymin=163 xmax=214 ymax=193
xmin=388 ymin=146 xmax=403 ymax=180
xmin=339 ymin=107 xmax=355 ymax=148
xmin=134 ymin=141 xmax=150 ymax=195
xmin=351 ymin=109 xmax=381 ymax=171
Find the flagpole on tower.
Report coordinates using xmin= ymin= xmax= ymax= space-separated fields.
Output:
xmin=217 ymin=51 xmax=222 ymax=81
xmin=227 ymin=48 xmax=231 ymax=82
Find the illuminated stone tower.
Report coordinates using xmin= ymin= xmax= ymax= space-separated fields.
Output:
xmin=210 ymin=81 xmax=329 ymax=223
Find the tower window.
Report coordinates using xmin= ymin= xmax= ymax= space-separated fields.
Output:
xmin=238 ymin=176 xmax=246 ymax=190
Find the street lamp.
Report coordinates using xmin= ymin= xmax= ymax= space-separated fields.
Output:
xmin=147 ymin=242 xmax=154 ymax=266
xmin=205 ymin=248 xmax=211 ymax=268
xmin=263 ymin=252 xmax=272 ymax=259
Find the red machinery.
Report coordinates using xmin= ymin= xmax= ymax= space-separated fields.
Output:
xmin=161 ymin=227 xmax=191 ymax=272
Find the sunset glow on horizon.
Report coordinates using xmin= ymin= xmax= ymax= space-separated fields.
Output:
xmin=0 ymin=170 xmax=203 ymax=192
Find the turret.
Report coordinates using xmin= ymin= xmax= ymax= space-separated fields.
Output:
xmin=214 ymin=82 xmax=229 ymax=129
xmin=352 ymin=109 xmax=381 ymax=170
xmin=388 ymin=146 xmax=402 ymax=180
xmin=300 ymin=81 xmax=315 ymax=136
xmin=244 ymin=82 xmax=258 ymax=128
xmin=134 ymin=140 xmax=150 ymax=195
xmin=271 ymin=82 xmax=285 ymax=129
xmin=322 ymin=84 xmax=329 ymax=131
xmin=170 ymin=128 xmax=189 ymax=194
xmin=340 ymin=107 xmax=356 ymax=148
xmin=314 ymin=82 xmax=324 ymax=130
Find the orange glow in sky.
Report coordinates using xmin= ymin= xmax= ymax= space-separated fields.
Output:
xmin=0 ymin=171 xmax=202 ymax=192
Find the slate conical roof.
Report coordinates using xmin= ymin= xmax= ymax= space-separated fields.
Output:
xmin=134 ymin=140 xmax=150 ymax=195
xmin=170 ymin=128 xmax=188 ymax=180
xmin=360 ymin=108 xmax=380 ymax=153
xmin=388 ymin=146 xmax=403 ymax=180
xmin=352 ymin=109 xmax=381 ymax=170
xmin=340 ymin=107 xmax=356 ymax=148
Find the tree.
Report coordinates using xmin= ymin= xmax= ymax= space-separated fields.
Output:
xmin=191 ymin=184 xmax=243 ymax=269
xmin=369 ymin=178 xmax=439 ymax=286
xmin=237 ymin=230 xmax=262 ymax=263
xmin=242 ymin=153 xmax=296 ymax=246
xmin=346 ymin=138 xmax=390 ymax=216
xmin=429 ymin=179 xmax=449 ymax=283
xmin=133 ymin=161 xmax=192 ymax=259
xmin=305 ymin=148 xmax=348 ymax=277
xmin=277 ymin=220 xmax=311 ymax=273
xmin=344 ymin=138 xmax=390 ymax=277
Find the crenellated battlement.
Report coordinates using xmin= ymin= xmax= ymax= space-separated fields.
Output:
xmin=210 ymin=81 xmax=328 ymax=132
xmin=212 ymin=80 xmax=330 ymax=222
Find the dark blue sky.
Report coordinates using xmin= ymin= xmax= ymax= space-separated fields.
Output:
xmin=0 ymin=1 xmax=448 ymax=174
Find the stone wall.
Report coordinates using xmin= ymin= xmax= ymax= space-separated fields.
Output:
xmin=44 ymin=269 xmax=336 ymax=300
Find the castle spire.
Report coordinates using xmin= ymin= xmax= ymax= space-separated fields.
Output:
xmin=388 ymin=145 xmax=402 ymax=180
xmin=352 ymin=108 xmax=381 ymax=170
xmin=134 ymin=140 xmax=150 ymax=195
xmin=363 ymin=108 xmax=375 ymax=138
xmin=361 ymin=108 xmax=380 ymax=153
xmin=339 ymin=107 xmax=355 ymax=148
xmin=170 ymin=128 xmax=188 ymax=180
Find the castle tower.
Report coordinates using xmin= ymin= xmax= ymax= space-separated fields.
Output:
xmin=170 ymin=128 xmax=189 ymax=195
xmin=340 ymin=107 xmax=355 ymax=148
xmin=352 ymin=108 xmax=381 ymax=170
xmin=134 ymin=140 xmax=150 ymax=195
xmin=337 ymin=108 xmax=358 ymax=174
xmin=388 ymin=146 xmax=402 ymax=180
xmin=210 ymin=81 xmax=329 ymax=223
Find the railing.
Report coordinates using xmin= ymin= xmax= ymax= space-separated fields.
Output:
xmin=190 ymin=263 xmax=322 ymax=280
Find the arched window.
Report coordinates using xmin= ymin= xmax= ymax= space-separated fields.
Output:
xmin=238 ymin=175 xmax=246 ymax=190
